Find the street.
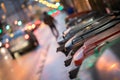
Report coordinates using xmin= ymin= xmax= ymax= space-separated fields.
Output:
xmin=0 ymin=0 xmax=120 ymax=80
xmin=0 ymin=12 xmax=70 ymax=80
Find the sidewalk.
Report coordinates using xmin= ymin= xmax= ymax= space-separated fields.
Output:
xmin=39 ymin=12 xmax=70 ymax=80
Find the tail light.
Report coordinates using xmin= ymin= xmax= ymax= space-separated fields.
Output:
xmin=34 ymin=20 xmax=41 ymax=26
xmin=5 ymin=43 xmax=10 ymax=48
xmin=24 ymin=34 xmax=30 ymax=40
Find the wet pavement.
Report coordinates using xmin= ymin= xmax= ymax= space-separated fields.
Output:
xmin=0 ymin=12 xmax=70 ymax=80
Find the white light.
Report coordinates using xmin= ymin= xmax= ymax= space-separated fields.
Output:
xmin=0 ymin=42 xmax=2 ymax=47
xmin=55 ymin=2 xmax=60 ymax=6
xmin=14 ymin=52 xmax=20 ymax=58
xmin=32 ymin=24 xmax=35 ymax=29
xmin=4 ymin=56 xmax=8 ymax=60
xmin=6 ymin=25 xmax=10 ymax=30
xmin=6 ymin=38 xmax=9 ymax=42
xmin=89 ymin=18 xmax=93 ymax=22
xmin=18 ymin=20 xmax=22 ymax=26
xmin=0 ymin=48 xmax=6 ymax=54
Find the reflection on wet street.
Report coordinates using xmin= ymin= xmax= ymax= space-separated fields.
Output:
xmin=0 ymin=13 xmax=69 ymax=80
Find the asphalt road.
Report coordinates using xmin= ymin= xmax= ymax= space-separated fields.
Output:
xmin=0 ymin=12 xmax=70 ymax=80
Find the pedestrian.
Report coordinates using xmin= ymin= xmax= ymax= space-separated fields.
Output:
xmin=42 ymin=11 xmax=59 ymax=39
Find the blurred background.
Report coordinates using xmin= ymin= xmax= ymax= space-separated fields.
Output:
xmin=0 ymin=0 xmax=120 ymax=80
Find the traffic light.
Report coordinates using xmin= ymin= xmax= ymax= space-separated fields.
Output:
xmin=0 ymin=28 xmax=3 ymax=34
xmin=48 ymin=11 xmax=53 ymax=15
xmin=58 ymin=5 xmax=64 ymax=11
xmin=0 ymin=21 xmax=3 ymax=34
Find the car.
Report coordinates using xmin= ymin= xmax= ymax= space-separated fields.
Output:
xmin=57 ymin=12 xmax=108 ymax=46
xmin=64 ymin=23 xmax=120 ymax=76
xmin=57 ymin=15 xmax=118 ymax=55
xmin=65 ymin=10 xmax=93 ymax=28
xmin=63 ymin=17 xmax=120 ymax=68
xmin=1 ymin=30 xmax=39 ymax=59
xmin=57 ymin=15 xmax=114 ymax=55
xmin=56 ymin=14 xmax=109 ymax=53
xmin=73 ymin=25 xmax=120 ymax=66
xmin=64 ymin=16 xmax=119 ymax=55
xmin=75 ymin=36 xmax=120 ymax=80
xmin=24 ymin=20 xmax=41 ymax=32
xmin=65 ymin=10 xmax=91 ymax=23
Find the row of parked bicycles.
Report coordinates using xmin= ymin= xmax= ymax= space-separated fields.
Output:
xmin=57 ymin=11 xmax=120 ymax=80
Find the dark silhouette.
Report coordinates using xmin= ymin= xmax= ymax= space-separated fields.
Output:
xmin=42 ymin=12 xmax=59 ymax=39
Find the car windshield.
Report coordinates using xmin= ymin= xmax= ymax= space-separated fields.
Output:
xmin=12 ymin=30 xmax=25 ymax=39
xmin=1 ymin=30 xmax=25 ymax=43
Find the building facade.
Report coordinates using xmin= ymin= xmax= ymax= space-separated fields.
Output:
xmin=0 ymin=0 xmax=29 ymax=26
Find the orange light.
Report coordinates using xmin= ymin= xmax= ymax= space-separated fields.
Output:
xmin=14 ymin=20 xmax=18 ymax=25
xmin=1 ymin=3 xmax=7 ymax=13
xmin=24 ymin=34 xmax=30 ymax=39
xmin=5 ymin=43 xmax=9 ymax=48
xmin=10 ymin=33 xmax=14 ymax=38
xmin=109 ymin=63 xmax=118 ymax=70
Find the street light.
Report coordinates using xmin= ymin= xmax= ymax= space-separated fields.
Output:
xmin=18 ymin=20 xmax=22 ymax=26
xmin=5 ymin=25 xmax=10 ymax=30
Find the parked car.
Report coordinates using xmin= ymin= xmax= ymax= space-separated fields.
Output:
xmin=73 ymin=23 xmax=120 ymax=66
xmin=64 ymin=28 xmax=120 ymax=66
xmin=65 ymin=11 xmax=92 ymax=28
xmin=57 ymin=12 xmax=108 ymax=45
xmin=58 ymin=15 xmax=114 ymax=55
xmin=57 ymin=14 xmax=109 ymax=53
xmin=65 ymin=10 xmax=91 ymax=23
xmin=64 ymin=16 xmax=119 ymax=54
xmin=1 ymin=30 xmax=39 ymax=59
xmin=65 ymin=23 xmax=120 ymax=78
xmin=75 ymin=36 xmax=120 ymax=80
xmin=63 ymin=18 xmax=120 ymax=67
xmin=62 ymin=11 xmax=120 ymax=80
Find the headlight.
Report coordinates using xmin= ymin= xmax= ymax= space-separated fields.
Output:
xmin=0 ymin=42 xmax=2 ymax=47
xmin=24 ymin=34 xmax=30 ymax=40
